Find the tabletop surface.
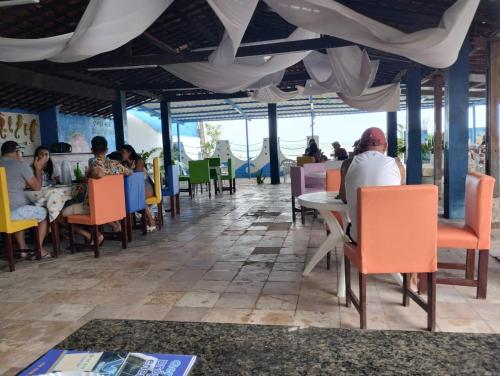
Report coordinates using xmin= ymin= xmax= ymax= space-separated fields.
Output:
xmin=54 ymin=319 xmax=500 ymax=375
xmin=298 ymin=191 xmax=346 ymax=210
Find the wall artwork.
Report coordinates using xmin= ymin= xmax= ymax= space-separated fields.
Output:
xmin=0 ymin=110 xmax=41 ymax=155
xmin=58 ymin=113 xmax=116 ymax=153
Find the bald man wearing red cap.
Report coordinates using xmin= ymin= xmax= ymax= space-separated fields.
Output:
xmin=344 ymin=127 xmax=405 ymax=244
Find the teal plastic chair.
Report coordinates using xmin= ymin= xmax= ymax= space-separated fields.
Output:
xmin=221 ymin=158 xmax=236 ymax=194
xmin=188 ymin=160 xmax=211 ymax=198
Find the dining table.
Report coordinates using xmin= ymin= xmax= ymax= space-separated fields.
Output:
xmin=298 ymin=191 xmax=349 ymax=297
xmin=25 ymin=184 xmax=73 ymax=256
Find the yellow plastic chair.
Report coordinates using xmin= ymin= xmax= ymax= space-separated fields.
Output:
xmin=145 ymin=158 xmax=164 ymax=229
xmin=297 ymin=156 xmax=315 ymax=167
xmin=0 ymin=167 xmax=41 ymax=271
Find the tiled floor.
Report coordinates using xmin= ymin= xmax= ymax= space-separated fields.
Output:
xmin=1 ymin=180 xmax=500 ymax=374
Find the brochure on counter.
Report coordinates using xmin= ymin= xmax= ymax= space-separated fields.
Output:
xmin=18 ymin=349 xmax=196 ymax=376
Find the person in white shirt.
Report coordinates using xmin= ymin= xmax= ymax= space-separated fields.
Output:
xmin=345 ymin=127 xmax=405 ymax=244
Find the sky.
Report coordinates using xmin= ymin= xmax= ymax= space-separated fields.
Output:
xmin=209 ymin=105 xmax=486 ymax=160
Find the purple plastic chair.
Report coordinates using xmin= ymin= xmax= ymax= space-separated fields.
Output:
xmin=124 ymin=172 xmax=147 ymax=242
xmin=303 ymin=162 xmax=326 ymax=189
xmin=291 ymin=166 xmax=325 ymax=224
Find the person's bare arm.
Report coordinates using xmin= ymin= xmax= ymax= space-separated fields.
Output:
xmin=394 ymin=157 xmax=406 ymax=184
xmin=25 ymin=156 xmax=45 ymax=190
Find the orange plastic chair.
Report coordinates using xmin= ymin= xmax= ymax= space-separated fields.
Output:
xmin=67 ymin=174 xmax=127 ymax=257
xmin=344 ymin=185 xmax=438 ymax=331
xmin=146 ymin=157 xmax=164 ymax=229
xmin=437 ymin=172 xmax=495 ymax=299
xmin=0 ymin=167 xmax=42 ymax=271
xmin=297 ymin=156 xmax=315 ymax=167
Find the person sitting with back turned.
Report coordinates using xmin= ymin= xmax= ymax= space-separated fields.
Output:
xmin=339 ymin=139 xmax=360 ymax=203
xmin=305 ymin=140 xmax=328 ymax=163
xmin=344 ymin=127 xmax=405 ymax=244
xmin=0 ymin=141 xmax=49 ymax=258
xmin=88 ymin=136 xmax=131 ymax=176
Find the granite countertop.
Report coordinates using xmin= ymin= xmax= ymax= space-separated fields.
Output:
xmin=56 ymin=319 xmax=500 ymax=375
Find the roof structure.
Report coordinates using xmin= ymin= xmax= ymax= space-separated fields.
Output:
xmin=0 ymin=0 xmax=498 ymax=118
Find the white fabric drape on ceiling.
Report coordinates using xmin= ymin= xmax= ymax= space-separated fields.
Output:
xmin=162 ymin=28 xmax=319 ymax=93
xmin=264 ymin=0 xmax=479 ymax=68
xmin=338 ymin=83 xmax=401 ymax=112
xmin=250 ymin=85 xmax=304 ymax=103
xmin=207 ymin=0 xmax=259 ymax=65
xmin=0 ymin=0 xmax=173 ymax=62
xmin=302 ymin=46 xmax=378 ymax=97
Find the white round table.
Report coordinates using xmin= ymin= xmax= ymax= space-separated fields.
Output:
xmin=297 ymin=191 xmax=349 ymax=297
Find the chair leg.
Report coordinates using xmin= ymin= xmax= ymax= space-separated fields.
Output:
xmin=326 ymin=252 xmax=331 ymax=270
xmin=466 ymin=249 xmax=475 ymax=280
xmin=170 ymin=195 xmax=175 ymax=217
xmin=140 ymin=209 xmax=147 ymax=236
xmin=189 ymin=182 xmax=192 ymax=199
xmin=229 ymin=179 xmax=233 ymax=195
xmin=300 ymin=206 xmax=305 ymax=224
xmin=427 ymin=272 xmax=436 ymax=331
xmin=233 ymin=178 xmax=236 ymax=192
xmin=120 ymin=218 xmax=127 ymax=249
xmin=91 ymin=225 xmax=100 ymax=258
xmin=33 ymin=226 xmax=41 ymax=260
xmin=176 ymin=193 xmax=180 ymax=214
xmin=477 ymin=250 xmax=489 ymax=299
xmin=345 ymin=255 xmax=351 ymax=308
xmin=208 ymin=182 xmax=212 ymax=198
xmin=126 ymin=213 xmax=133 ymax=243
xmin=402 ymin=273 xmax=410 ymax=307
xmin=359 ymin=272 xmax=367 ymax=329
xmin=68 ymin=223 xmax=76 ymax=254
xmin=51 ymin=220 xmax=60 ymax=257
xmin=5 ymin=233 xmax=15 ymax=272
xmin=291 ymin=196 xmax=296 ymax=222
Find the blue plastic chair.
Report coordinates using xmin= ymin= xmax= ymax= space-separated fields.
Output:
xmin=124 ymin=172 xmax=147 ymax=241
xmin=162 ymin=165 xmax=180 ymax=217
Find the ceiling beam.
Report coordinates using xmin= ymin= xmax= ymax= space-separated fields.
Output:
xmin=0 ymin=63 xmax=117 ymax=101
xmin=142 ymin=32 xmax=178 ymax=54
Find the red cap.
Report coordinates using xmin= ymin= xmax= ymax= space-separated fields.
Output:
xmin=359 ymin=127 xmax=387 ymax=147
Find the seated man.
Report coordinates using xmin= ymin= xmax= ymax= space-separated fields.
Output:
xmin=0 ymin=141 xmax=49 ymax=257
xmin=332 ymin=141 xmax=348 ymax=161
xmin=345 ymin=127 xmax=405 ymax=244
xmin=88 ymin=136 xmax=131 ymax=176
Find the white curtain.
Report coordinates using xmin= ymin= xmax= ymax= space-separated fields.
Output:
xmin=264 ymin=0 xmax=479 ymax=68
xmin=207 ymin=0 xmax=259 ymax=65
xmin=303 ymin=46 xmax=378 ymax=97
xmin=339 ymin=83 xmax=401 ymax=112
xmin=250 ymin=85 xmax=304 ymax=103
xmin=162 ymin=28 xmax=318 ymax=93
xmin=0 ymin=0 xmax=174 ymax=62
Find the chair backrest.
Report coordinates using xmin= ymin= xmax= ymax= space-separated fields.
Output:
xmin=326 ymin=169 xmax=341 ymax=192
xmin=290 ymin=166 xmax=305 ymax=197
xmin=189 ymin=160 xmax=210 ymax=184
xmin=226 ymin=158 xmax=235 ymax=179
xmin=0 ymin=167 xmax=11 ymax=232
xmin=465 ymin=172 xmax=495 ymax=249
xmin=163 ymin=164 xmax=180 ymax=195
xmin=303 ymin=162 xmax=326 ymax=174
xmin=206 ymin=157 xmax=221 ymax=167
xmin=152 ymin=157 xmax=161 ymax=200
xmin=357 ymin=185 xmax=438 ymax=274
xmin=297 ymin=156 xmax=315 ymax=167
xmin=124 ymin=172 xmax=146 ymax=213
xmin=88 ymin=174 xmax=126 ymax=225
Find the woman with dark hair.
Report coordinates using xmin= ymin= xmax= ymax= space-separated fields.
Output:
xmin=305 ymin=141 xmax=327 ymax=162
xmin=32 ymin=146 xmax=60 ymax=186
xmin=120 ymin=144 xmax=156 ymax=230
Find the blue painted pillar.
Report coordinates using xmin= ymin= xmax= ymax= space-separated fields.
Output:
xmin=112 ymin=90 xmax=127 ymax=149
xmin=444 ymin=39 xmax=470 ymax=218
xmin=406 ymin=66 xmax=422 ymax=184
xmin=160 ymin=100 xmax=173 ymax=168
xmin=38 ymin=105 xmax=60 ymax=147
xmin=176 ymin=122 xmax=181 ymax=163
xmin=386 ymin=112 xmax=398 ymax=158
xmin=268 ymin=104 xmax=280 ymax=184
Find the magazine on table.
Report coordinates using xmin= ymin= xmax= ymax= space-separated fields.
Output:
xmin=18 ymin=349 xmax=196 ymax=376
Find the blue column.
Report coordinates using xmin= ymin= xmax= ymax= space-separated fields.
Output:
xmin=161 ymin=100 xmax=173 ymax=168
xmin=112 ymin=90 xmax=127 ymax=149
xmin=38 ymin=105 xmax=60 ymax=147
xmin=444 ymin=39 xmax=470 ymax=219
xmin=386 ymin=112 xmax=398 ymax=158
xmin=268 ymin=104 xmax=280 ymax=184
xmin=176 ymin=122 xmax=181 ymax=163
xmin=406 ymin=66 xmax=422 ymax=184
